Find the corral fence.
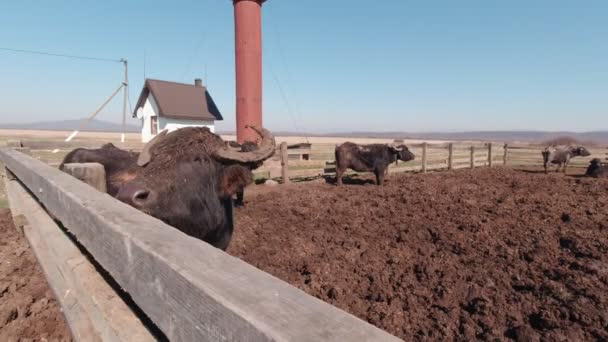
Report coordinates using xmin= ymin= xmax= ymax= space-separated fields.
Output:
xmin=2 ymin=139 xmax=607 ymax=340
xmin=257 ymin=141 xmax=501 ymax=182
xmin=504 ymin=144 xmax=608 ymax=169
xmin=5 ymin=138 xmax=608 ymax=183
xmin=262 ymin=142 xmax=608 ymax=183
xmin=0 ymin=148 xmax=401 ymax=341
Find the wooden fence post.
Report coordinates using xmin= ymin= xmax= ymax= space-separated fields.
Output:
xmin=470 ymin=146 xmax=475 ymax=169
xmin=280 ymin=142 xmax=290 ymax=184
xmin=503 ymin=144 xmax=509 ymax=166
xmin=447 ymin=143 xmax=454 ymax=170
xmin=7 ymin=140 xmax=23 ymax=148
xmin=421 ymin=142 xmax=427 ymax=173
xmin=487 ymin=143 xmax=493 ymax=168
xmin=62 ymin=163 xmax=107 ymax=193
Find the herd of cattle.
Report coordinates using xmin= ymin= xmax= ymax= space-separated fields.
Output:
xmin=59 ymin=127 xmax=608 ymax=250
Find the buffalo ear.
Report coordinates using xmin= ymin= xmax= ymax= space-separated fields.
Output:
xmin=218 ymin=165 xmax=254 ymax=198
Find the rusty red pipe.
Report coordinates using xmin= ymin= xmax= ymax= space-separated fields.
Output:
xmin=234 ymin=0 xmax=266 ymax=144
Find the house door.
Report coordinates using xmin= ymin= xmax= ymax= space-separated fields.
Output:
xmin=151 ymin=116 xmax=158 ymax=135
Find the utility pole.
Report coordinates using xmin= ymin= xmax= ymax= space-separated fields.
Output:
xmin=121 ymin=59 xmax=129 ymax=143
xmin=65 ymin=58 xmax=129 ymax=143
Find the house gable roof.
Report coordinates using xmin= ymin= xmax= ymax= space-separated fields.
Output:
xmin=133 ymin=79 xmax=223 ymax=121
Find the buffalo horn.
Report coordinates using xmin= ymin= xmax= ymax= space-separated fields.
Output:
xmin=213 ymin=126 xmax=276 ymax=163
xmin=389 ymin=143 xmax=404 ymax=151
xmin=137 ymin=129 xmax=168 ymax=166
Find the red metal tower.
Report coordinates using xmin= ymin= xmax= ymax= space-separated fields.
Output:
xmin=233 ymin=0 xmax=266 ymax=144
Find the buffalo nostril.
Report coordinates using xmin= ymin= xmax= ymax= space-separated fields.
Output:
xmin=132 ymin=190 xmax=150 ymax=205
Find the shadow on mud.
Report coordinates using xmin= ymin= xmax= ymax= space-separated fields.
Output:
xmin=516 ymin=169 xmax=551 ymax=174
xmin=323 ymin=175 xmax=376 ymax=186
xmin=514 ymin=169 xmax=587 ymax=178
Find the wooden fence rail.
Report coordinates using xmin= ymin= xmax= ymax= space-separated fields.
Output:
xmin=504 ymin=145 xmax=608 ymax=168
xmin=273 ymin=141 xmax=502 ymax=183
xmin=9 ymin=138 xmax=607 ymax=183
xmin=0 ymin=148 xmax=400 ymax=342
xmin=271 ymin=142 xmax=608 ymax=183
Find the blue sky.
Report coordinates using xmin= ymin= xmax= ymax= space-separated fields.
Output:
xmin=0 ymin=0 xmax=606 ymax=133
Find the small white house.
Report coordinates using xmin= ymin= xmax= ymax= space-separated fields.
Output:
xmin=133 ymin=78 xmax=223 ymax=142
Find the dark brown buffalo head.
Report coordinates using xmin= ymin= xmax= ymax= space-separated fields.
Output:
xmin=586 ymin=158 xmax=608 ymax=178
xmin=571 ymin=146 xmax=591 ymax=157
xmin=389 ymin=143 xmax=416 ymax=162
xmin=116 ymin=126 xmax=275 ymax=250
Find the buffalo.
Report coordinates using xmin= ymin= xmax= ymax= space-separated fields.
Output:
xmin=60 ymin=126 xmax=275 ymax=250
xmin=585 ymin=158 xmax=608 ymax=178
xmin=542 ymin=145 xmax=591 ymax=174
xmin=334 ymin=142 xmax=415 ymax=186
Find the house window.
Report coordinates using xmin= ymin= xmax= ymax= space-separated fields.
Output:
xmin=151 ymin=116 xmax=158 ymax=135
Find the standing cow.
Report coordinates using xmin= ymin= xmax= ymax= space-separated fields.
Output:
xmin=542 ymin=145 xmax=591 ymax=174
xmin=335 ymin=142 xmax=415 ymax=186
xmin=585 ymin=158 xmax=608 ymax=178
xmin=60 ymin=126 xmax=275 ymax=250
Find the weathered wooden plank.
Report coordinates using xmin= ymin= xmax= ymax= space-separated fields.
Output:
xmin=285 ymin=148 xmax=312 ymax=155
xmin=426 ymin=159 xmax=447 ymax=165
xmin=4 ymin=176 xmax=155 ymax=342
xmin=488 ymin=143 xmax=493 ymax=167
xmin=470 ymin=146 xmax=475 ymax=169
xmin=281 ymin=142 xmax=290 ymax=184
xmin=6 ymin=140 xmax=23 ymax=148
xmin=452 ymin=157 xmax=473 ymax=164
xmin=0 ymin=149 xmax=401 ymax=342
xmin=421 ymin=143 xmax=427 ymax=173
xmin=448 ymin=143 xmax=454 ymax=170
xmin=62 ymin=163 xmax=107 ymax=193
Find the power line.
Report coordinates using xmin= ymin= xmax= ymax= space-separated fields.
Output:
xmin=180 ymin=31 xmax=207 ymax=80
xmin=270 ymin=68 xmax=301 ymax=136
xmin=0 ymin=47 xmax=122 ymax=63
xmin=268 ymin=6 xmax=310 ymax=142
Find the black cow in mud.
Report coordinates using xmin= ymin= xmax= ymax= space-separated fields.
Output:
xmin=542 ymin=145 xmax=591 ymax=174
xmin=334 ymin=142 xmax=415 ymax=186
xmin=60 ymin=126 xmax=275 ymax=250
xmin=228 ymin=140 xmax=264 ymax=207
xmin=585 ymin=158 xmax=608 ymax=178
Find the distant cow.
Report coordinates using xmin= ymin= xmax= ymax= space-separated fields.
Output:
xmin=335 ymin=142 xmax=415 ymax=186
xmin=585 ymin=158 xmax=608 ymax=178
xmin=542 ymin=145 xmax=591 ymax=174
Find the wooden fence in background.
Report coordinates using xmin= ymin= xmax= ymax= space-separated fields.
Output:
xmin=504 ymin=144 xmax=608 ymax=169
xmin=5 ymin=139 xmax=608 ymax=183
xmin=260 ymin=141 xmax=502 ymax=182
xmin=262 ymin=142 xmax=608 ymax=182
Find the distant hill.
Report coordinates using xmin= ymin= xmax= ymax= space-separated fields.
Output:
xmin=218 ymin=130 xmax=608 ymax=144
xmin=0 ymin=119 xmax=140 ymax=132
xmin=3 ymin=120 xmax=607 ymax=144
xmin=319 ymin=131 xmax=608 ymax=144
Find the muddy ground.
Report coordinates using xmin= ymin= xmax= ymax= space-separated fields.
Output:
xmin=230 ymin=168 xmax=608 ymax=341
xmin=0 ymin=208 xmax=72 ymax=341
